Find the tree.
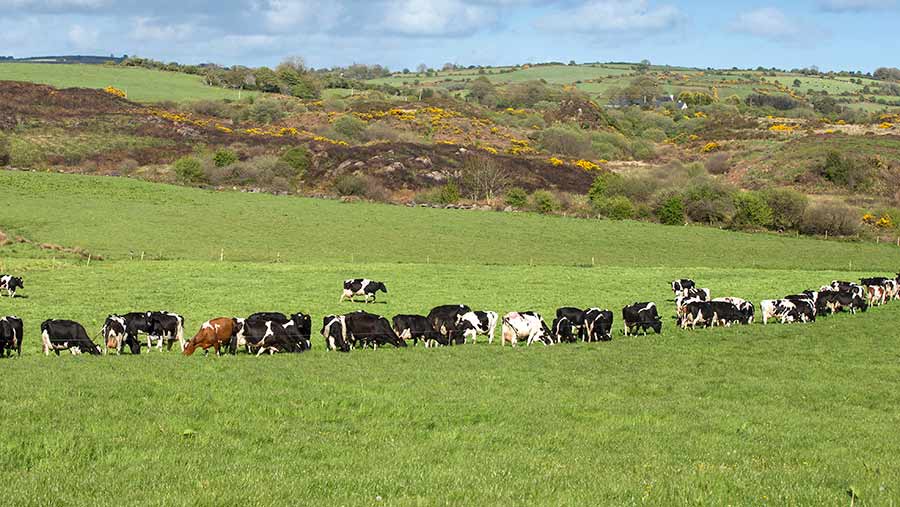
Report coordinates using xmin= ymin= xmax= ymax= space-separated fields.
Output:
xmin=460 ymin=155 xmax=509 ymax=200
xmin=253 ymin=67 xmax=280 ymax=93
xmin=468 ymin=77 xmax=496 ymax=105
xmin=617 ymin=76 xmax=661 ymax=104
xmin=636 ymin=59 xmax=651 ymax=73
xmin=873 ymin=67 xmax=900 ymax=81
xmin=416 ymin=63 xmax=428 ymax=74
xmin=792 ymin=78 xmax=802 ymax=88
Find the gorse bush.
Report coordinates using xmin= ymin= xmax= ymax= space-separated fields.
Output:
xmin=820 ymin=151 xmax=870 ymax=190
xmin=333 ymin=174 xmax=368 ymax=197
xmin=682 ymin=179 xmax=736 ymax=225
xmin=173 ymin=156 xmax=205 ymax=184
xmin=280 ymin=146 xmax=310 ymax=176
xmin=595 ymin=195 xmax=634 ymax=220
xmin=332 ymin=115 xmax=367 ymax=142
xmin=530 ymin=190 xmax=560 ymax=214
xmin=655 ymin=194 xmax=685 ymax=226
xmin=505 ymin=187 xmax=528 ymax=208
xmin=213 ymin=149 xmax=238 ymax=168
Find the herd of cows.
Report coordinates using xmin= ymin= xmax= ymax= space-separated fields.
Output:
xmin=1 ymin=274 xmax=899 ymax=358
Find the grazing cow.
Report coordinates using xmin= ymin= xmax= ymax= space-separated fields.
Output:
xmin=583 ymin=308 xmax=614 ymax=342
xmin=709 ymin=301 xmax=742 ymax=327
xmin=147 ymin=311 xmax=186 ymax=351
xmin=340 ymin=279 xmax=388 ymax=303
xmin=184 ymin=317 xmax=243 ymax=356
xmin=0 ymin=316 xmax=23 ymax=357
xmin=712 ymin=297 xmax=755 ymax=325
xmin=101 ymin=315 xmax=140 ymax=355
xmin=671 ymin=279 xmax=696 ymax=294
xmin=760 ymin=299 xmax=798 ymax=324
xmin=321 ymin=315 xmax=351 ymax=352
xmin=554 ymin=307 xmax=586 ymax=342
xmin=680 ymin=301 xmax=714 ymax=330
xmin=427 ymin=304 xmax=472 ymax=345
xmin=867 ymin=285 xmax=887 ymax=306
xmin=343 ymin=311 xmax=406 ymax=349
xmin=684 ymin=288 xmax=711 ymax=301
xmin=622 ymin=303 xmax=662 ymax=336
xmin=40 ymin=319 xmax=101 ymax=356
xmin=0 ymin=275 xmax=23 ymax=298
xmin=248 ymin=312 xmax=289 ymax=322
xmin=283 ymin=313 xmax=312 ymax=352
xmin=392 ymin=314 xmax=446 ymax=347
xmin=456 ymin=310 xmax=498 ymax=344
xmin=501 ymin=312 xmax=553 ymax=346
xmin=551 ymin=316 xmax=575 ymax=343
xmin=817 ymin=290 xmax=867 ymax=315
xmin=785 ymin=298 xmax=816 ymax=323
xmin=234 ymin=318 xmax=297 ymax=355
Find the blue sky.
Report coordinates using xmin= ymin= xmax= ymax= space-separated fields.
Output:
xmin=1 ymin=1 xmax=897 ymax=71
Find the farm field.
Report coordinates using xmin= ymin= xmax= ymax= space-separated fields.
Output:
xmin=0 ymin=63 xmax=253 ymax=102
xmin=1 ymin=170 xmax=900 ymax=504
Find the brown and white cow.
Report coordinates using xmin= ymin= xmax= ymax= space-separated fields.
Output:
xmin=183 ymin=317 xmax=242 ymax=356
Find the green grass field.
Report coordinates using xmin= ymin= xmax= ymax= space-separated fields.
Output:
xmin=2 ymin=170 xmax=900 ymax=505
xmin=0 ymin=63 xmax=254 ymax=103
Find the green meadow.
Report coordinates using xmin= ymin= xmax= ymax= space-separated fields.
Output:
xmin=1 ymin=170 xmax=899 ymax=505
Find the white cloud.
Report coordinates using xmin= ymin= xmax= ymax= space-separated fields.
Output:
xmin=381 ymin=0 xmax=497 ymax=36
xmin=818 ymin=0 xmax=896 ymax=12
xmin=131 ymin=17 xmax=193 ymax=42
xmin=536 ymin=0 xmax=683 ymax=35
xmin=730 ymin=7 xmax=827 ymax=45
xmin=67 ymin=23 xmax=98 ymax=48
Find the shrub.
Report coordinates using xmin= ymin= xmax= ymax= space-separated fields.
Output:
xmin=587 ymin=172 xmax=621 ymax=205
xmin=530 ymin=190 xmax=559 ymax=214
xmin=437 ymin=182 xmax=461 ymax=204
xmin=731 ymin=191 xmax=773 ymax=230
xmin=820 ymin=151 xmax=869 ymax=190
xmin=332 ymin=115 xmax=367 ymax=142
xmin=460 ymin=155 xmax=508 ymax=200
xmin=605 ymin=175 xmax=660 ymax=204
xmin=642 ymin=127 xmax=667 ymax=142
xmin=0 ymin=133 xmax=9 ymax=166
xmin=190 ymin=100 xmax=230 ymax=118
xmin=505 ymin=187 xmax=528 ymax=208
xmin=538 ymin=125 xmax=593 ymax=159
xmin=247 ymin=100 xmax=285 ymax=124
xmin=761 ymin=188 xmax=808 ymax=230
xmin=655 ymin=194 xmax=685 ymax=225
xmin=590 ymin=130 xmax=631 ymax=160
xmin=595 ymin=195 xmax=634 ymax=220
xmin=630 ymin=139 xmax=656 ymax=161
xmin=333 ymin=174 xmax=367 ymax=196
xmin=280 ymin=146 xmax=310 ymax=176
xmin=173 ymin=156 xmax=206 ymax=184
xmin=682 ymin=180 xmax=736 ymax=224
xmin=705 ymin=153 xmax=731 ymax=175
xmin=800 ymin=202 xmax=860 ymax=236
xmin=213 ymin=149 xmax=238 ymax=168
xmin=364 ymin=122 xmax=403 ymax=142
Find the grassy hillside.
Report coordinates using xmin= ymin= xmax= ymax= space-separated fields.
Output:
xmin=3 ymin=170 xmax=900 ymax=269
xmin=2 ymin=172 xmax=900 ymax=504
xmin=0 ymin=63 xmax=254 ymax=102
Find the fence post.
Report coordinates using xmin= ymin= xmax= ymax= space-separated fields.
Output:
xmin=140 ymin=251 xmax=145 ymax=261
xmin=220 ymin=248 xmax=224 ymax=262
xmin=87 ymin=254 xmax=91 ymax=266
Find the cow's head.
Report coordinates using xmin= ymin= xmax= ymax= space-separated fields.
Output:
xmin=376 ymin=282 xmax=388 ymax=293
xmin=10 ymin=277 xmax=23 ymax=289
xmin=649 ymin=318 xmax=663 ymax=334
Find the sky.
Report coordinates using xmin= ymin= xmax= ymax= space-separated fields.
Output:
xmin=1 ymin=0 xmax=898 ymax=72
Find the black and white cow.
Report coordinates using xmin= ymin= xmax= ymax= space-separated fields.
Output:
xmin=554 ymin=307 xmax=587 ymax=342
xmin=817 ymin=290 xmax=867 ymax=315
xmin=40 ymin=319 xmax=101 ymax=356
xmin=344 ymin=311 xmax=406 ymax=349
xmin=321 ymin=315 xmax=350 ymax=352
xmin=456 ymin=310 xmax=498 ymax=344
xmin=234 ymin=318 xmax=297 ymax=355
xmin=340 ymin=279 xmax=388 ymax=303
xmin=101 ymin=315 xmax=141 ymax=355
xmin=147 ymin=311 xmax=186 ymax=351
xmin=711 ymin=297 xmax=755 ymax=325
xmin=551 ymin=316 xmax=576 ymax=343
xmin=427 ymin=304 xmax=472 ymax=345
xmin=392 ymin=314 xmax=446 ymax=347
xmin=785 ymin=298 xmax=816 ymax=323
xmin=680 ymin=301 xmax=714 ymax=330
xmin=0 ymin=316 xmax=23 ymax=357
xmin=671 ymin=279 xmax=696 ymax=295
xmin=501 ymin=311 xmax=553 ymax=346
xmin=0 ymin=275 xmax=24 ymax=298
xmin=247 ymin=312 xmax=311 ymax=351
xmin=583 ymin=308 xmax=614 ymax=342
xmin=622 ymin=302 xmax=662 ymax=336
xmin=760 ymin=299 xmax=795 ymax=324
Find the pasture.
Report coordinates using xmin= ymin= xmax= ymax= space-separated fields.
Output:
xmin=2 ymin=170 xmax=900 ymax=505
xmin=0 ymin=63 xmax=253 ymax=103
